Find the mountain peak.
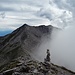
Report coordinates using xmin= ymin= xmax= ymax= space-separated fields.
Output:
xmin=21 ymin=23 xmax=29 ymax=27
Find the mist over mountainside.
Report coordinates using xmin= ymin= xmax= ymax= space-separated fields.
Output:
xmin=0 ymin=24 xmax=75 ymax=75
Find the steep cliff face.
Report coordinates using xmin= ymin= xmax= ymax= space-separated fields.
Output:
xmin=0 ymin=24 xmax=75 ymax=75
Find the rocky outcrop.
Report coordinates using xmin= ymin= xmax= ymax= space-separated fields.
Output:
xmin=0 ymin=59 xmax=75 ymax=75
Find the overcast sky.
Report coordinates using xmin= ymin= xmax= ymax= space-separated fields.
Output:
xmin=0 ymin=0 xmax=75 ymax=35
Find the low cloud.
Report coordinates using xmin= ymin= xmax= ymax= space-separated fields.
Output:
xmin=34 ymin=27 xmax=75 ymax=72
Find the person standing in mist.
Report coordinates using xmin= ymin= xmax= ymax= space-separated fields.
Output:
xmin=45 ymin=49 xmax=50 ymax=62
xmin=43 ymin=49 xmax=51 ymax=75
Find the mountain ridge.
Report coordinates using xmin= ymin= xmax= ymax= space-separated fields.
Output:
xmin=0 ymin=24 xmax=75 ymax=75
xmin=0 ymin=24 xmax=53 ymax=66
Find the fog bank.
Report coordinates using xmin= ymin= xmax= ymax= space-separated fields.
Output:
xmin=34 ymin=26 xmax=75 ymax=72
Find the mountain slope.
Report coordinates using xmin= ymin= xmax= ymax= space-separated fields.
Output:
xmin=0 ymin=24 xmax=53 ymax=68
xmin=0 ymin=24 xmax=75 ymax=75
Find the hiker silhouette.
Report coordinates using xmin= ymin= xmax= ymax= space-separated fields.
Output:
xmin=45 ymin=49 xmax=50 ymax=62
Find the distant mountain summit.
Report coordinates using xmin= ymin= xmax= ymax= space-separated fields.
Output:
xmin=0 ymin=24 xmax=75 ymax=75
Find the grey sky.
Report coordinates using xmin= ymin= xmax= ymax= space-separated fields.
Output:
xmin=0 ymin=0 xmax=74 ymax=31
